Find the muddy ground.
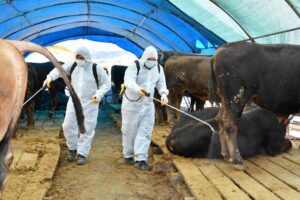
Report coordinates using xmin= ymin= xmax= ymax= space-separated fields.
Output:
xmin=45 ymin=110 xmax=181 ymax=200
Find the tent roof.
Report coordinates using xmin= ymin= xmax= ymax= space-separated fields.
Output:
xmin=0 ymin=0 xmax=299 ymax=56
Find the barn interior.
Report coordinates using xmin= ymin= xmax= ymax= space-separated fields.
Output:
xmin=0 ymin=0 xmax=300 ymax=199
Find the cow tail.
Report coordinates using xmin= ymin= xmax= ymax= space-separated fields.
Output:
xmin=8 ymin=40 xmax=86 ymax=133
xmin=208 ymin=58 xmax=218 ymax=104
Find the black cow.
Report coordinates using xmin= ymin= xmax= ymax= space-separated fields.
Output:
xmin=110 ymin=65 xmax=127 ymax=103
xmin=209 ymin=42 xmax=300 ymax=169
xmin=23 ymin=62 xmax=67 ymax=126
xmin=166 ymin=107 xmax=292 ymax=158
xmin=22 ymin=64 xmax=38 ymax=126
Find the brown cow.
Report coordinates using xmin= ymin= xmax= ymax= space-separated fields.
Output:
xmin=0 ymin=39 xmax=85 ymax=197
xmin=164 ymin=55 xmax=213 ymax=124
xmin=209 ymin=42 xmax=300 ymax=170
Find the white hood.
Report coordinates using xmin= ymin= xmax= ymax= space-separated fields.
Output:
xmin=75 ymin=46 xmax=92 ymax=62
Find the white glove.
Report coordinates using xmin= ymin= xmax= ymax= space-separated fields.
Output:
xmin=43 ymin=76 xmax=52 ymax=88
xmin=65 ymin=87 xmax=70 ymax=97
xmin=91 ymin=95 xmax=101 ymax=104
xmin=160 ymin=93 xmax=168 ymax=106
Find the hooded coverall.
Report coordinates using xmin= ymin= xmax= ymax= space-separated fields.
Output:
xmin=121 ymin=46 xmax=169 ymax=161
xmin=47 ymin=46 xmax=111 ymax=157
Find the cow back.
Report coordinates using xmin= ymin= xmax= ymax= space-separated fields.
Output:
xmin=213 ymin=42 xmax=300 ymax=115
xmin=0 ymin=40 xmax=28 ymax=140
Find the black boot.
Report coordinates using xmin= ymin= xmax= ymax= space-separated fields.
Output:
xmin=134 ymin=161 xmax=151 ymax=171
xmin=67 ymin=149 xmax=77 ymax=162
xmin=124 ymin=157 xmax=135 ymax=165
xmin=77 ymin=154 xmax=87 ymax=165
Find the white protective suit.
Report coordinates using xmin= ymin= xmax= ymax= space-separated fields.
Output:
xmin=47 ymin=46 xmax=111 ymax=157
xmin=121 ymin=46 xmax=169 ymax=161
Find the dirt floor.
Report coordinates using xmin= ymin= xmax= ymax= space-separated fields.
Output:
xmin=45 ymin=110 xmax=181 ymax=200
xmin=3 ymin=129 xmax=61 ymax=200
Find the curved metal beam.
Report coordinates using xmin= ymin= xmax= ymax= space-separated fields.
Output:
xmin=209 ymin=0 xmax=254 ymax=43
xmin=285 ymin=0 xmax=300 ymax=18
xmin=21 ymin=21 xmax=165 ymax=50
xmin=15 ymin=20 xmax=175 ymax=51
xmin=160 ymin=0 xmax=226 ymax=46
xmin=3 ymin=1 xmax=194 ymax=50
xmin=5 ymin=14 xmax=187 ymax=51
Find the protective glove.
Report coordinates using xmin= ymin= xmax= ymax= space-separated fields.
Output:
xmin=43 ymin=76 xmax=52 ymax=88
xmin=160 ymin=93 xmax=168 ymax=106
xmin=140 ymin=88 xmax=147 ymax=96
xmin=140 ymin=88 xmax=150 ymax=97
xmin=65 ymin=87 xmax=70 ymax=97
xmin=91 ymin=95 xmax=101 ymax=104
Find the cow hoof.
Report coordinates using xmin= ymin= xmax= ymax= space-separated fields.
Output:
xmin=221 ymin=153 xmax=230 ymax=162
xmin=224 ymin=157 xmax=231 ymax=162
xmin=233 ymin=164 xmax=245 ymax=171
xmin=26 ymin=124 xmax=34 ymax=127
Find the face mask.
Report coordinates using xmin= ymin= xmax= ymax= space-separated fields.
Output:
xmin=76 ymin=59 xmax=86 ymax=66
xmin=144 ymin=60 xmax=156 ymax=69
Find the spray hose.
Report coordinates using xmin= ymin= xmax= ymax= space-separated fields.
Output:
xmin=142 ymin=90 xmax=217 ymax=133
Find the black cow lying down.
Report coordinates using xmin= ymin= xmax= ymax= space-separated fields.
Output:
xmin=166 ymin=107 xmax=292 ymax=158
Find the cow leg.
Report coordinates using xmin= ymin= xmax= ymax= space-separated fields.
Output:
xmin=174 ymin=94 xmax=183 ymax=123
xmin=223 ymin=112 xmax=243 ymax=170
xmin=26 ymin=102 xmax=35 ymax=127
xmin=190 ymin=97 xmax=195 ymax=112
xmin=167 ymin=91 xmax=176 ymax=125
xmin=216 ymin=108 xmax=230 ymax=160
xmin=217 ymin=99 xmax=246 ymax=170
xmin=197 ymin=99 xmax=206 ymax=110
xmin=222 ymin=99 xmax=246 ymax=170
xmin=0 ymin=137 xmax=11 ymax=197
xmin=162 ymin=106 xmax=168 ymax=123
xmin=5 ymin=140 xmax=13 ymax=168
xmin=154 ymin=102 xmax=163 ymax=125
xmin=48 ymin=90 xmax=57 ymax=118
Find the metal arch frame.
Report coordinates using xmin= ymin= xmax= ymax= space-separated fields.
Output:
xmin=16 ymin=2 xmax=193 ymax=50
xmin=2 ymin=1 xmax=197 ymax=51
xmin=130 ymin=0 xmax=165 ymax=36
xmin=5 ymin=13 xmax=186 ymax=51
xmin=21 ymin=21 xmax=165 ymax=51
xmin=24 ymin=23 xmax=160 ymax=49
xmin=70 ymin=1 xmax=199 ymax=50
xmin=31 ymin=27 xmax=122 ymax=44
xmin=209 ymin=0 xmax=254 ymax=43
xmin=160 ymin=0 xmax=226 ymax=46
xmin=284 ymin=0 xmax=300 ymax=18
xmin=11 ymin=18 xmax=177 ymax=51
xmin=6 ymin=1 xmax=43 ymax=38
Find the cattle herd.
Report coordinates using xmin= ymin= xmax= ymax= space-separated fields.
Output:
xmin=0 ymin=39 xmax=299 ymax=196
xmin=111 ymin=42 xmax=299 ymax=171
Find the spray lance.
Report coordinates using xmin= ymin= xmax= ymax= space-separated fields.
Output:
xmin=120 ymin=85 xmax=217 ymax=134
xmin=23 ymin=85 xmax=47 ymax=106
